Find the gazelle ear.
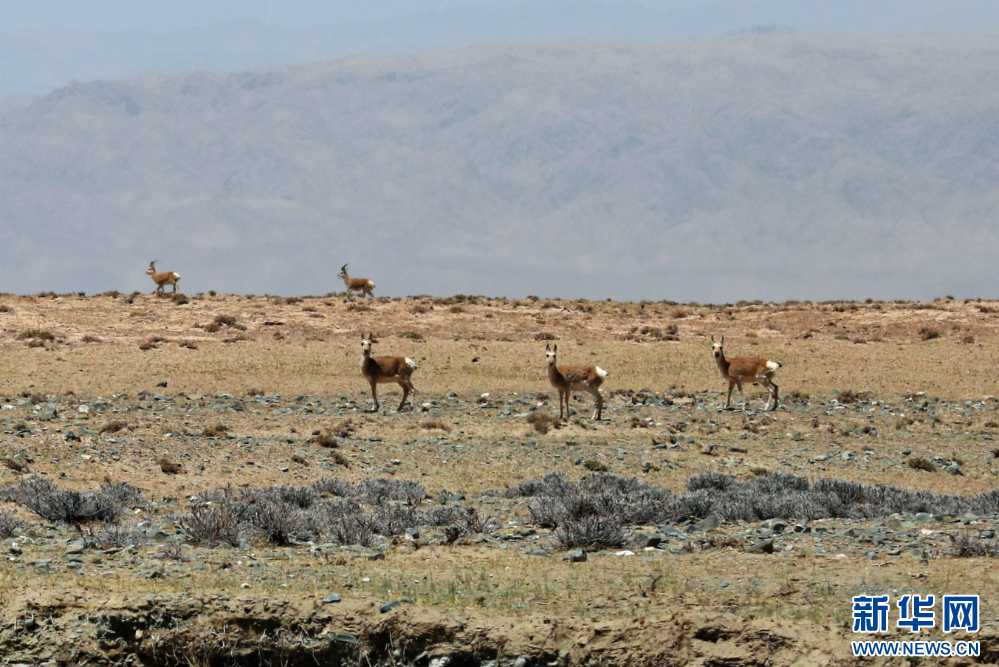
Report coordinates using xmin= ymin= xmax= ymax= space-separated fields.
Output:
xmin=710 ymin=335 xmax=714 ymax=343
xmin=721 ymin=335 xmax=725 ymax=345
xmin=553 ymin=344 xmax=558 ymax=353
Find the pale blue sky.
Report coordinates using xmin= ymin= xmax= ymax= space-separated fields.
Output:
xmin=5 ymin=0 xmax=510 ymax=30
xmin=2 ymin=0 xmax=993 ymax=33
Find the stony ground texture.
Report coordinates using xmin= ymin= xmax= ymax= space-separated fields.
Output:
xmin=2 ymin=292 xmax=999 ymax=665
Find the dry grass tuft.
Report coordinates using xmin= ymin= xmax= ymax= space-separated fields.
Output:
xmin=158 ymin=457 xmax=183 ymax=475
xmin=99 ymin=420 xmax=127 ymax=435
xmin=204 ymin=314 xmax=245 ymax=333
xmin=908 ymin=456 xmax=937 ymax=472
xmin=332 ymin=418 xmax=356 ymax=438
xmin=346 ymin=303 xmax=372 ymax=312
xmin=526 ymin=413 xmax=559 ymax=434
xmin=421 ymin=419 xmax=452 ymax=432
xmin=17 ymin=328 xmax=55 ymax=342
xmin=309 ymin=431 xmax=338 ymax=448
xmin=919 ymin=326 xmax=942 ymax=341
xmin=203 ymin=423 xmax=228 ymax=437
xmin=834 ymin=389 xmax=861 ymax=404
xmin=624 ymin=324 xmax=679 ymax=342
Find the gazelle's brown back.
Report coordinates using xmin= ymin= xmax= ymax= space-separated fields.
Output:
xmin=726 ymin=357 xmax=776 ymax=380
xmin=558 ymin=365 xmax=605 ymax=388
xmin=366 ymin=356 xmax=415 ymax=379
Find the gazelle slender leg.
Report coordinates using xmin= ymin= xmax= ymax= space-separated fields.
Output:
xmin=759 ymin=377 xmax=772 ymax=410
xmin=736 ymin=380 xmax=746 ymax=411
xmin=589 ymin=387 xmax=603 ymax=420
xmin=399 ymin=378 xmax=415 ymax=411
xmin=370 ymin=381 xmax=379 ymax=412
xmin=726 ymin=382 xmax=734 ymax=409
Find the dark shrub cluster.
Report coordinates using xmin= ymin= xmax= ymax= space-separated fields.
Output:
xmin=355 ymin=478 xmax=425 ymax=505
xmin=510 ymin=471 xmax=999 ymax=547
xmin=1 ymin=478 xmax=143 ymax=525
xmin=0 ymin=509 xmax=23 ymax=537
xmin=178 ymin=500 xmax=249 ymax=547
xmin=84 ymin=521 xmax=148 ymax=549
xmin=520 ymin=473 xmax=671 ymax=547
xmin=949 ymin=532 xmax=999 ymax=557
xmin=175 ymin=477 xmax=481 ymax=547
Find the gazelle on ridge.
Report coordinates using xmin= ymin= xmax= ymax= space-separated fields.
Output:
xmin=339 ymin=265 xmax=375 ymax=298
xmin=146 ymin=262 xmax=180 ymax=294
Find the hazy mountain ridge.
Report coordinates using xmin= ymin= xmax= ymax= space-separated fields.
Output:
xmin=3 ymin=0 xmax=999 ymax=96
xmin=1 ymin=35 xmax=998 ymax=300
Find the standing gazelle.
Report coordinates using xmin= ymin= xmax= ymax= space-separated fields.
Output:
xmin=711 ymin=335 xmax=781 ymax=411
xmin=545 ymin=344 xmax=608 ymax=422
xmin=360 ymin=333 xmax=417 ymax=412
xmin=146 ymin=262 xmax=181 ymax=293
xmin=338 ymin=265 xmax=375 ymax=298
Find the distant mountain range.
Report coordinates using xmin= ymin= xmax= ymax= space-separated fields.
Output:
xmin=1 ymin=35 xmax=998 ymax=301
xmin=3 ymin=0 xmax=999 ymax=96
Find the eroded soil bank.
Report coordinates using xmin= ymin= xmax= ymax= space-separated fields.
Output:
xmin=2 ymin=591 xmax=908 ymax=667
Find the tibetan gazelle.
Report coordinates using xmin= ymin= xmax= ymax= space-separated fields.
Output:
xmin=545 ymin=343 xmax=608 ymax=421
xmin=339 ymin=265 xmax=375 ymax=298
xmin=710 ymin=335 xmax=781 ymax=411
xmin=146 ymin=262 xmax=180 ymax=293
xmin=360 ymin=333 xmax=417 ymax=412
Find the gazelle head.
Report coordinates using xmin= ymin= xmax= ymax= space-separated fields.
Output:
xmin=339 ymin=264 xmax=349 ymax=279
xmin=361 ymin=332 xmax=375 ymax=356
xmin=711 ymin=335 xmax=725 ymax=360
xmin=545 ymin=343 xmax=558 ymax=367
xmin=147 ymin=261 xmax=157 ymax=276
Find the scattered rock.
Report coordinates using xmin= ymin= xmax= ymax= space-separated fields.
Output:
xmin=379 ymin=600 xmax=409 ymax=613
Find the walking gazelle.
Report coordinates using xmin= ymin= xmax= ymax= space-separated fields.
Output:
xmin=339 ymin=265 xmax=375 ymax=298
xmin=545 ymin=343 xmax=608 ymax=421
xmin=146 ymin=262 xmax=180 ymax=293
xmin=360 ymin=333 xmax=417 ymax=412
xmin=711 ymin=335 xmax=781 ymax=411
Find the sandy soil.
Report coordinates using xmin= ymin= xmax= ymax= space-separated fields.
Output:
xmin=2 ymin=292 xmax=999 ymax=666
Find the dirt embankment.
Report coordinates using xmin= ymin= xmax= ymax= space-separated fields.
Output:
xmin=0 ymin=590 xmax=900 ymax=667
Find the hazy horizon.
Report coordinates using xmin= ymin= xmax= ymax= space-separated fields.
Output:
xmin=2 ymin=36 xmax=999 ymax=302
xmin=2 ymin=5 xmax=999 ymax=301
xmin=3 ymin=1 xmax=998 ymax=96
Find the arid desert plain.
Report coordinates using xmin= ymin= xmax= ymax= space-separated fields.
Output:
xmin=2 ymin=291 xmax=999 ymax=665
